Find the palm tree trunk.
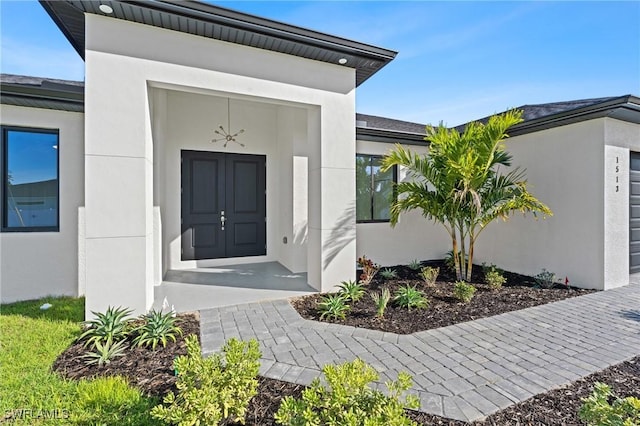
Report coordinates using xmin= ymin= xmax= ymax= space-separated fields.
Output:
xmin=466 ymin=235 xmax=475 ymax=282
xmin=451 ymin=231 xmax=462 ymax=281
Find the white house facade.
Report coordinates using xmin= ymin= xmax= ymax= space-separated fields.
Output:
xmin=1 ymin=1 xmax=639 ymax=318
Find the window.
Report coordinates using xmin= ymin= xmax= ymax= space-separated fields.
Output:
xmin=356 ymin=154 xmax=396 ymax=222
xmin=2 ymin=126 xmax=59 ymax=231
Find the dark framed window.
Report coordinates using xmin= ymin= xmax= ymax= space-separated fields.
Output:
xmin=1 ymin=126 xmax=59 ymax=232
xmin=356 ymin=154 xmax=397 ymax=223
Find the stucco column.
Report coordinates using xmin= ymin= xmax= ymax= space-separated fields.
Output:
xmin=83 ymin=52 xmax=154 ymax=318
xmin=307 ymin=96 xmax=357 ymax=292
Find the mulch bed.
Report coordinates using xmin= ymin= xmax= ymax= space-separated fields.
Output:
xmin=52 ymin=304 xmax=639 ymax=425
xmin=291 ymin=260 xmax=595 ymax=334
xmin=52 ymin=313 xmax=200 ymax=396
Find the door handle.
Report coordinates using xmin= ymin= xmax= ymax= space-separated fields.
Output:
xmin=220 ymin=210 xmax=226 ymax=231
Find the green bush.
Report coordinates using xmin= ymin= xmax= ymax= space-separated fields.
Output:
xmin=379 ymin=268 xmax=398 ymax=280
xmin=74 ymin=376 xmax=158 ymax=425
xmin=453 ymin=281 xmax=476 ymax=303
xmin=420 ymin=266 xmax=439 ymax=286
xmin=579 ymin=382 xmax=640 ymax=426
xmin=534 ymin=268 xmax=557 ymax=289
xmin=275 ymin=358 xmax=419 ymax=426
xmin=151 ymin=335 xmax=261 ymax=426
xmin=370 ymin=288 xmax=391 ymax=318
xmin=79 ymin=306 xmax=133 ymax=347
xmin=318 ymin=294 xmax=350 ymax=321
xmin=484 ymin=268 xmax=506 ymax=290
xmin=133 ymin=309 xmax=182 ymax=350
xmin=337 ymin=280 xmax=365 ymax=302
xmin=394 ymin=285 xmax=428 ymax=310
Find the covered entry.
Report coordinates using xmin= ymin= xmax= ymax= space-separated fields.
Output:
xmin=181 ymin=150 xmax=266 ymax=260
xmin=631 ymin=152 xmax=640 ymax=273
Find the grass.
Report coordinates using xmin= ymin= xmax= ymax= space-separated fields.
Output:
xmin=0 ymin=296 xmax=158 ymax=425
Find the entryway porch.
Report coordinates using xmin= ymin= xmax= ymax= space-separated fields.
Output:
xmin=152 ymin=262 xmax=316 ymax=313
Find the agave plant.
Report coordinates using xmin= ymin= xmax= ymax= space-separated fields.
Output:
xmin=318 ymin=294 xmax=350 ymax=321
xmin=393 ymin=285 xmax=428 ymax=310
xmin=78 ymin=306 xmax=133 ymax=348
xmin=83 ymin=339 xmax=128 ymax=366
xmin=337 ymin=280 xmax=365 ymax=302
xmin=132 ymin=309 xmax=183 ymax=350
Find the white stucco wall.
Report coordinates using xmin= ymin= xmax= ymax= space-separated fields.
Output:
xmin=355 ymin=140 xmax=451 ymax=266
xmin=475 ymin=120 xmax=607 ymax=288
xmin=84 ymin=14 xmax=356 ymax=315
xmin=0 ymin=105 xmax=84 ymax=303
xmin=357 ymin=118 xmax=640 ymax=290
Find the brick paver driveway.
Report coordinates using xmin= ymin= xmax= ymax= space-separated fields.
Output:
xmin=200 ymin=281 xmax=640 ymax=422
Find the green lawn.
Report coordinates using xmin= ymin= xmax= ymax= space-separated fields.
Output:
xmin=0 ymin=297 xmax=158 ymax=425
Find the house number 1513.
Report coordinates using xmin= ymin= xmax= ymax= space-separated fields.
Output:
xmin=615 ymin=156 xmax=619 ymax=192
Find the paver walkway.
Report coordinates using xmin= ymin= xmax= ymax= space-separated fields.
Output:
xmin=200 ymin=281 xmax=640 ymax=422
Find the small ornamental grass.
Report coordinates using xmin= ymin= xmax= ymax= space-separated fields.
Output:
xmin=420 ymin=266 xmax=439 ymax=287
xmin=151 ymin=335 xmax=261 ymax=426
xmin=370 ymin=288 xmax=391 ymax=318
xmin=453 ymin=281 xmax=476 ymax=303
xmin=407 ymin=259 xmax=422 ymax=271
xmin=337 ymin=280 xmax=365 ymax=302
xmin=380 ymin=268 xmax=398 ymax=280
xmin=318 ymin=294 xmax=350 ymax=321
xmin=132 ymin=309 xmax=182 ymax=350
xmin=275 ymin=358 xmax=419 ymax=426
xmin=394 ymin=285 xmax=428 ymax=310
xmin=579 ymin=382 xmax=640 ymax=426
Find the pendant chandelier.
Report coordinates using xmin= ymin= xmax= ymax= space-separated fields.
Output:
xmin=211 ymin=98 xmax=245 ymax=147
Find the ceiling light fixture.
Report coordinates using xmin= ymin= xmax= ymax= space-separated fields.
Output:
xmin=99 ymin=4 xmax=114 ymax=14
xmin=338 ymin=58 xmax=348 ymax=65
xmin=211 ymin=98 xmax=245 ymax=148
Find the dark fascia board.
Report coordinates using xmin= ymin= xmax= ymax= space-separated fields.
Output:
xmin=356 ymin=127 xmax=429 ymax=146
xmin=0 ymin=82 xmax=85 ymax=112
xmin=504 ymin=95 xmax=640 ymax=137
xmin=39 ymin=0 xmax=397 ymax=87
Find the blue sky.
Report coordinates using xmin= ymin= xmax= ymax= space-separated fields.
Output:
xmin=1 ymin=1 xmax=638 ymax=126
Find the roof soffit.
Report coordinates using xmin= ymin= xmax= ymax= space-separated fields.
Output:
xmin=39 ymin=0 xmax=397 ymax=86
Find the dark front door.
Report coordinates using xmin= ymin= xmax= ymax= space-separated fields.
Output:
xmin=181 ymin=150 xmax=266 ymax=260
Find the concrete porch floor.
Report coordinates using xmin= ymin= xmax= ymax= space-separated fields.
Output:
xmin=153 ymin=262 xmax=316 ymax=313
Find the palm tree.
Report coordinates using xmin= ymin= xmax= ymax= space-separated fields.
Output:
xmin=381 ymin=109 xmax=552 ymax=282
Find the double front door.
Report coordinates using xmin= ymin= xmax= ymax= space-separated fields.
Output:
xmin=181 ymin=150 xmax=266 ymax=260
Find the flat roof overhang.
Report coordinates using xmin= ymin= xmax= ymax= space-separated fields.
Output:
xmin=39 ymin=0 xmax=397 ymax=87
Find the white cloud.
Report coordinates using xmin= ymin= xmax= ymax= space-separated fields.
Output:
xmin=1 ymin=37 xmax=84 ymax=81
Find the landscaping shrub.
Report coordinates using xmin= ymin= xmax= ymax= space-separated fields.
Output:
xmin=370 ymin=288 xmax=391 ymax=318
xmin=318 ymin=294 xmax=350 ymax=320
xmin=453 ymin=281 xmax=476 ymax=303
xmin=82 ymin=338 xmax=128 ymax=366
xmin=420 ymin=266 xmax=439 ymax=286
xmin=132 ymin=309 xmax=182 ymax=350
xmin=578 ymin=382 xmax=640 ymax=426
xmin=407 ymin=259 xmax=422 ymax=271
xmin=535 ymin=268 xmax=557 ymax=289
xmin=394 ymin=285 xmax=428 ymax=310
xmin=151 ymin=335 xmax=261 ymax=426
xmin=275 ymin=358 xmax=419 ymax=426
xmin=483 ymin=265 xmax=506 ymax=290
xmin=380 ymin=268 xmax=398 ymax=280
xmin=78 ymin=306 xmax=133 ymax=347
xmin=357 ymin=255 xmax=380 ymax=285
xmin=337 ymin=280 xmax=365 ymax=302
